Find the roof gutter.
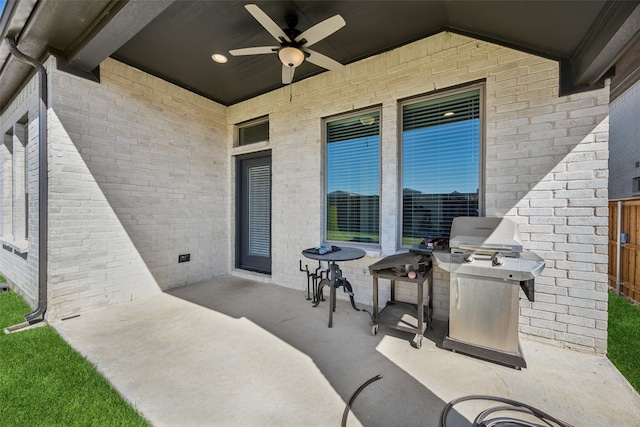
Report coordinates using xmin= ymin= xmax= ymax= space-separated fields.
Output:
xmin=5 ymin=37 xmax=48 ymax=324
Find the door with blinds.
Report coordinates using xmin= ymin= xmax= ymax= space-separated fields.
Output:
xmin=237 ymin=152 xmax=272 ymax=274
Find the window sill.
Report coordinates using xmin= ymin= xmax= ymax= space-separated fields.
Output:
xmin=0 ymin=238 xmax=29 ymax=255
xmin=325 ymin=242 xmax=381 ymax=258
xmin=364 ymin=248 xmax=382 ymax=258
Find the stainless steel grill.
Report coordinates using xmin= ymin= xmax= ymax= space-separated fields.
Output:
xmin=433 ymin=217 xmax=545 ymax=368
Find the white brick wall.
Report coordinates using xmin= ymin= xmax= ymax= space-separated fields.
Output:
xmin=228 ymin=32 xmax=610 ymax=354
xmin=0 ymin=71 xmax=40 ymax=308
xmin=45 ymin=58 xmax=229 ymax=319
xmin=0 ymin=32 xmax=610 ymax=354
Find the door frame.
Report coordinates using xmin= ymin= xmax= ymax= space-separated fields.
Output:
xmin=235 ymin=150 xmax=272 ymax=274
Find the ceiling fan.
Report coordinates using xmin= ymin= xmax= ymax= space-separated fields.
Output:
xmin=229 ymin=4 xmax=346 ymax=84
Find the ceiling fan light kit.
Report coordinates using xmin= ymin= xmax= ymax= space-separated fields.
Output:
xmin=229 ymin=4 xmax=346 ymax=85
xmin=278 ymin=47 xmax=305 ymax=68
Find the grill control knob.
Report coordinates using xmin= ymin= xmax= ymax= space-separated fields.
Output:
xmin=492 ymin=252 xmax=505 ymax=266
xmin=464 ymin=252 xmax=474 ymax=263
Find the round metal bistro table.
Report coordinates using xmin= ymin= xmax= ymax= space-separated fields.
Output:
xmin=301 ymin=246 xmax=366 ymax=328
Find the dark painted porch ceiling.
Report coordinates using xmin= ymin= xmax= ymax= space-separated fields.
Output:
xmin=1 ymin=0 xmax=639 ymax=109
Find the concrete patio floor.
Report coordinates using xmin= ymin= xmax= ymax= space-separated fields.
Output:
xmin=53 ymin=276 xmax=640 ymax=426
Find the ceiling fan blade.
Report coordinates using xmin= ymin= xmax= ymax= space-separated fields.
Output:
xmin=304 ymin=49 xmax=345 ymax=72
xmin=245 ymin=4 xmax=290 ymax=42
xmin=295 ymin=15 xmax=346 ymax=47
xmin=282 ymin=64 xmax=295 ymax=84
xmin=229 ymin=46 xmax=278 ymax=56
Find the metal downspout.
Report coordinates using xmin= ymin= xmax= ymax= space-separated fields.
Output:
xmin=5 ymin=37 xmax=48 ymax=324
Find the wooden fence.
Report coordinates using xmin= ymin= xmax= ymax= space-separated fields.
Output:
xmin=609 ymin=199 xmax=640 ymax=302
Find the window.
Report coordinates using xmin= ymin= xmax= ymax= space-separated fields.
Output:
xmin=401 ymin=87 xmax=482 ymax=245
xmin=325 ymin=110 xmax=380 ymax=244
xmin=13 ymin=122 xmax=29 ymax=240
xmin=0 ymin=120 xmax=29 ymax=246
xmin=238 ymin=117 xmax=269 ymax=146
xmin=1 ymin=132 xmax=13 ymax=239
xmin=13 ymin=121 xmax=28 ymax=242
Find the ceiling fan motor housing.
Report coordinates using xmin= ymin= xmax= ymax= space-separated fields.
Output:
xmin=283 ymin=15 xmax=303 ymax=45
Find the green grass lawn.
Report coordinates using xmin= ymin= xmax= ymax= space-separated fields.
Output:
xmin=607 ymin=291 xmax=640 ymax=394
xmin=0 ymin=289 xmax=150 ymax=427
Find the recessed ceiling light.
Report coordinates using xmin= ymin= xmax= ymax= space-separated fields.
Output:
xmin=211 ymin=53 xmax=228 ymax=63
xmin=443 ymin=111 xmax=455 ymax=117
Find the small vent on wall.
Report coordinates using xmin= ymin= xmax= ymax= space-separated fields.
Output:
xmin=634 ymin=177 xmax=640 ymax=194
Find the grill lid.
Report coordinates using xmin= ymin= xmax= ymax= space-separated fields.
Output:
xmin=450 ymin=217 xmax=523 ymax=254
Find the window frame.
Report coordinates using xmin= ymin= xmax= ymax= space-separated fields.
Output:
xmin=322 ymin=106 xmax=383 ymax=248
xmin=398 ymin=82 xmax=486 ymax=249
xmin=1 ymin=131 xmax=13 ymax=241
xmin=236 ymin=115 xmax=270 ymax=147
xmin=13 ymin=121 xmax=28 ymax=244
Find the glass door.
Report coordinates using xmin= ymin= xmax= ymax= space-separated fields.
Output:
xmin=236 ymin=151 xmax=271 ymax=274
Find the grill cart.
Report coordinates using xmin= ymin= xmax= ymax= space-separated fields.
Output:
xmin=369 ymin=252 xmax=433 ymax=348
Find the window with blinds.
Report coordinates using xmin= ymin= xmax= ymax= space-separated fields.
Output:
xmin=325 ymin=110 xmax=380 ymax=244
xmin=401 ymin=88 xmax=481 ymax=245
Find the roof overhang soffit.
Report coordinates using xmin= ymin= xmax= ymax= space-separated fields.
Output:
xmin=61 ymin=1 xmax=640 ymax=99
xmin=43 ymin=1 xmax=640 ymax=99
xmin=66 ymin=0 xmax=174 ymax=72
xmin=2 ymin=0 xmax=640 ymax=107
xmin=564 ymin=1 xmax=640 ymax=94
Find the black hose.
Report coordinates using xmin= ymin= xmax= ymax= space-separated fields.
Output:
xmin=475 ymin=406 xmax=553 ymax=427
xmin=313 ymin=279 xmax=329 ymax=307
xmin=440 ymin=395 xmax=574 ymax=427
xmin=341 ymin=374 xmax=382 ymax=427
xmin=361 ymin=307 xmax=375 ymax=323
xmin=342 ymin=280 xmax=360 ymax=311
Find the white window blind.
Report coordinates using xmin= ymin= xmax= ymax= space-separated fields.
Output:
xmin=326 ymin=111 xmax=380 ymax=244
xmin=248 ymin=164 xmax=271 ymax=256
